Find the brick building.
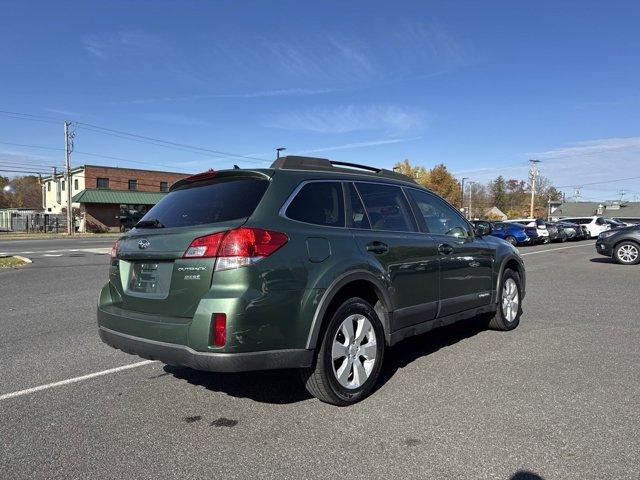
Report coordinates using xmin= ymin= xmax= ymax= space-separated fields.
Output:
xmin=42 ymin=165 xmax=189 ymax=232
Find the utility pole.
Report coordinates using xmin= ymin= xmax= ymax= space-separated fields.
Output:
xmin=618 ymin=189 xmax=626 ymax=202
xmin=574 ymin=187 xmax=581 ymax=202
xmin=276 ymin=147 xmax=286 ymax=159
xmin=529 ymin=159 xmax=540 ymax=218
xmin=64 ymin=121 xmax=74 ymax=235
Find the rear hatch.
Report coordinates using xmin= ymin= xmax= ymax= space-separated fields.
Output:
xmin=110 ymin=171 xmax=271 ymax=318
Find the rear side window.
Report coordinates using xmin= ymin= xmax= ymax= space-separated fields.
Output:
xmin=286 ymin=182 xmax=345 ymax=227
xmin=355 ymin=183 xmax=417 ymax=232
xmin=138 ymin=177 xmax=269 ymax=228
xmin=347 ymin=183 xmax=370 ymax=229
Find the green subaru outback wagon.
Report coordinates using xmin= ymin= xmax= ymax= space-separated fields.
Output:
xmin=99 ymin=156 xmax=525 ymax=405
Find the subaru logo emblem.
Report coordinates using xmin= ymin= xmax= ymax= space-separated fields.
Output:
xmin=138 ymin=239 xmax=150 ymax=250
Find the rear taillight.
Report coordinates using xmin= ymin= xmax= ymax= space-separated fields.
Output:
xmin=110 ymin=240 xmax=120 ymax=260
xmin=183 ymin=227 xmax=288 ymax=270
xmin=183 ymin=232 xmax=226 ymax=258
xmin=211 ymin=313 xmax=226 ymax=347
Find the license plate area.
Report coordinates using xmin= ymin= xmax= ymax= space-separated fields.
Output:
xmin=125 ymin=261 xmax=173 ymax=299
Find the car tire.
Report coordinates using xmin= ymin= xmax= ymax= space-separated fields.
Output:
xmin=561 ymin=233 xmax=568 ymax=243
xmin=300 ymin=297 xmax=385 ymax=406
xmin=505 ymin=235 xmax=517 ymax=246
xmin=613 ymin=241 xmax=640 ymax=265
xmin=487 ymin=268 xmax=522 ymax=331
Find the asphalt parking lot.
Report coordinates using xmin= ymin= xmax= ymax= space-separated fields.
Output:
xmin=1 ymin=238 xmax=638 ymax=480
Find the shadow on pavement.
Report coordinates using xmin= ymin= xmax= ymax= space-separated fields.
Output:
xmin=164 ymin=365 xmax=313 ymax=404
xmin=375 ymin=316 xmax=487 ymax=391
xmin=589 ymin=257 xmax=614 ymax=264
xmin=165 ymin=316 xmax=489 ymax=405
xmin=510 ymin=471 xmax=544 ymax=480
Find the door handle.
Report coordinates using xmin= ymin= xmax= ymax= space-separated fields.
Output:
xmin=366 ymin=241 xmax=389 ymax=255
xmin=438 ymin=243 xmax=454 ymax=255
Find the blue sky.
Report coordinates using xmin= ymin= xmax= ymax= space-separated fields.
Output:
xmin=1 ymin=0 xmax=639 ymax=201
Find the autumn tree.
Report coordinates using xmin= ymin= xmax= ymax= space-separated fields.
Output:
xmin=0 ymin=175 xmax=42 ymax=208
xmin=426 ymin=164 xmax=461 ymax=206
xmin=393 ymin=159 xmax=430 ymax=186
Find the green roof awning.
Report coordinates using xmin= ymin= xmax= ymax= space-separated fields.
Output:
xmin=72 ymin=189 xmax=167 ymax=205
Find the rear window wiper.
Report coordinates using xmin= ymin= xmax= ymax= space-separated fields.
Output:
xmin=135 ymin=218 xmax=165 ymax=229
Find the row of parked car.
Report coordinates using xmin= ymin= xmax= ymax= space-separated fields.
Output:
xmin=472 ymin=216 xmax=639 ymax=246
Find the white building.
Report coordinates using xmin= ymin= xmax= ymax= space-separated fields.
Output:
xmin=41 ymin=167 xmax=85 ymax=214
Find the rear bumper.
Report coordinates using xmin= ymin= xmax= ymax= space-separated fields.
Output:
xmin=99 ymin=326 xmax=314 ymax=372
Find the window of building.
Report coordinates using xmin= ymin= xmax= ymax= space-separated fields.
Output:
xmin=128 ymin=179 xmax=138 ymax=191
xmin=61 ymin=180 xmax=65 ymax=191
xmin=96 ymin=178 xmax=109 ymax=189
xmin=286 ymin=182 xmax=345 ymax=227
xmin=160 ymin=181 xmax=168 ymax=192
xmin=47 ymin=182 xmax=51 ymax=192
xmin=74 ymin=179 xmax=79 ymax=190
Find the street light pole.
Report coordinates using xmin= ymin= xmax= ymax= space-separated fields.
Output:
xmin=461 ymin=177 xmax=468 ymax=214
xmin=468 ymin=181 xmax=476 ymax=220
xmin=529 ymin=159 xmax=540 ymax=218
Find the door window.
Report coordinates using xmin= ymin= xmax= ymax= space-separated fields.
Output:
xmin=408 ymin=189 xmax=471 ymax=238
xmin=355 ymin=183 xmax=417 ymax=232
xmin=286 ymin=182 xmax=345 ymax=227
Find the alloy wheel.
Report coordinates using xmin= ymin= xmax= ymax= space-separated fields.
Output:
xmin=502 ymin=278 xmax=519 ymax=322
xmin=331 ymin=314 xmax=377 ymax=389
xmin=617 ymin=244 xmax=639 ymax=263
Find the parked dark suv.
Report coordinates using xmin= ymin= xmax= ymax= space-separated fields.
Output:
xmin=596 ymin=224 xmax=640 ymax=265
xmin=98 ymin=156 xmax=526 ymax=405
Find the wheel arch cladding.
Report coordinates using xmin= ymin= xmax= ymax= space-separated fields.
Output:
xmin=306 ymin=272 xmax=392 ymax=349
xmin=498 ymin=255 xmax=526 ymax=301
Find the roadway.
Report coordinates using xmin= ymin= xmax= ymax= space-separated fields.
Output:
xmin=1 ymin=238 xmax=638 ymax=479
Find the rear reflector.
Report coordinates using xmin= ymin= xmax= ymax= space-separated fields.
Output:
xmin=212 ymin=313 xmax=226 ymax=347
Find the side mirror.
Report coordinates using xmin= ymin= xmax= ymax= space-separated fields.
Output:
xmin=474 ymin=224 xmax=492 ymax=236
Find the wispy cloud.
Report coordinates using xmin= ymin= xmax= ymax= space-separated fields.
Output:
xmin=531 ymin=137 xmax=640 ymax=160
xmin=266 ymin=104 xmax=426 ymax=135
xmin=142 ymin=113 xmax=214 ymax=128
xmin=83 ymin=31 xmax=161 ymax=61
xmin=43 ymin=108 xmax=82 ymax=117
xmin=116 ymin=87 xmax=339 ymax=105
xmin=83 ymin=39 xmax=108 ymax=60
xmin=294 ymin=137 xmax=422 ymax=155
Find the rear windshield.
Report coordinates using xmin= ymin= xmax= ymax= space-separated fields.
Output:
xmin=137 ymin=177 xmax=269 ymax=228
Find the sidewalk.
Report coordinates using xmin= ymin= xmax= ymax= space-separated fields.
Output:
xmin=0 ymin=232 xmax=121 ymax=241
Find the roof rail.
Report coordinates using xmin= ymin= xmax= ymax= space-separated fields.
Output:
xmin=270 ymin=155 xmax=416 ymax=183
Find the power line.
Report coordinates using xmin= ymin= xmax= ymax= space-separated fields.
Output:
xmin=0 ymin=109 xmax=271 ymax=164
xmin=0 ymin=139 xmax=193 ymax=171
xmin=556 ymin=175 xmax=640 ymax=188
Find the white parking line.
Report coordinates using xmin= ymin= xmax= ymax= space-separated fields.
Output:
xmin=0 ymin=360 xmax=155 ymax=401
xmin=520 ymin=242 xmax=596 ymax=256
